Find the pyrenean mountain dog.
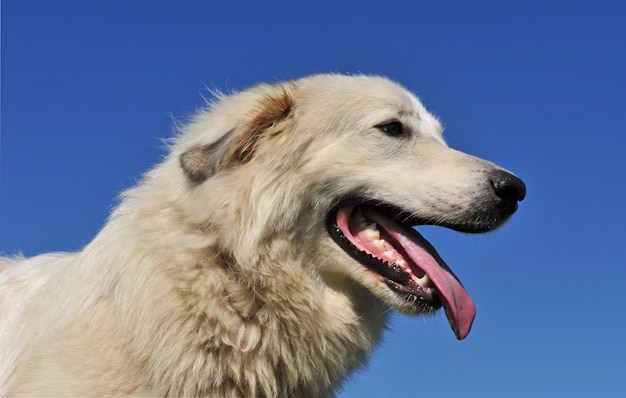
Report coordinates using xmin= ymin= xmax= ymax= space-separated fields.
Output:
xmin=0 ymin=74 xmax=525 ymax=396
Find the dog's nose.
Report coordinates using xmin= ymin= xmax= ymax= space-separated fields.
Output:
xmin=490 ymin=169 xmax=526 ymax=203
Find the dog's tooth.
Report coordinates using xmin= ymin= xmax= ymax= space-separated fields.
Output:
xmin=395 ymin=259 xmax=407 ymax=267
xmin=374 ymin=239 xmax=385 ymax=250
xmin=417 ymin=274 xmax=431 ymax=289
xmin=383 ymin=251 xmax=396 ymax=261
xmin=365 ymin=228 xmax=380 ymax=240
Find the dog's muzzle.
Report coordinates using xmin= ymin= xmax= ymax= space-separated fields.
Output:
xmin=326 ymin=170 xmax=526 ymax=340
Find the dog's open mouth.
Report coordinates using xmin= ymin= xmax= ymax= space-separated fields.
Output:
xmin=327 ymin=201 xmax=476 ymax=340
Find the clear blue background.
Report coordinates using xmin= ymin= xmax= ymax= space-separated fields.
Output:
xmin=1 ymin=1 xmax=625 ymax=397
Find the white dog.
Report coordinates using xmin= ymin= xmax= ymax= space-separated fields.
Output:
xmin=0 ymin=74 xmax=525 ymax=397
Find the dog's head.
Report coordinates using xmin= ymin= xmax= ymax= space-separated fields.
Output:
xmin=176 ymin=74 xmax=525 ymax=340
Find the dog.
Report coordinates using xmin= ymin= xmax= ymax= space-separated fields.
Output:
xmin=0 ymin=74 xmax=525 ymax=396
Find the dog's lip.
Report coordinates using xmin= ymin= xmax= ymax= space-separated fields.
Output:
xmin=329 ymin=215 xmax=440 ymax=304
xmin=326 ymin=198 xmax=476 ymax=340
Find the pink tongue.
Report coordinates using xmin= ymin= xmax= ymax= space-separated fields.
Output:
xmin=365 ymin=209 xmax=476 ymax=340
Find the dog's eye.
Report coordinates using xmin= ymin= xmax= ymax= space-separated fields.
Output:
xmin=376 ymin=121 xmax=405 ymax=136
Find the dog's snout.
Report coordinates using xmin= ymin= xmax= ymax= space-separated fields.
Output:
xmin=490 ymin=169 xmax=526 ymax=203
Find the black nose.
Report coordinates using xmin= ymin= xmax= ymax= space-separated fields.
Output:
xmin=490 ymin=169 xmax=526 ymax=203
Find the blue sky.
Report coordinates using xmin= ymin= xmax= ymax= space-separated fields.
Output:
xmin=1 ymin=1 xmax=625 ymax=397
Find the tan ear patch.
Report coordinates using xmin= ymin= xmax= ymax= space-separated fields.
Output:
xmin=179 ymin=132 xmax=231 ymax=182
xmin=180 ymin=145 xmax=212 ymax=183
xmin=223 ymin=89 xmax=294 ymax=165
xmin=179 ymin=89 xmax=294 ymax=183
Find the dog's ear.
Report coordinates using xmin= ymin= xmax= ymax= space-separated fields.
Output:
xmin=225 ymin=89 xmax=294 ymax=165
xmin=180 ymin=88 xmax=294 ymax=182
xmin=179 ymin=132 xmax=232 ymax=183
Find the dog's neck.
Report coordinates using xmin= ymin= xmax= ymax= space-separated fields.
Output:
xmin=167 ymin=243 xmax=389 ymax=396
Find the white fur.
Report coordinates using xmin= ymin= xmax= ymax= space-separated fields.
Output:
xmin=1 ymin=74 xmax=519 ymax=396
